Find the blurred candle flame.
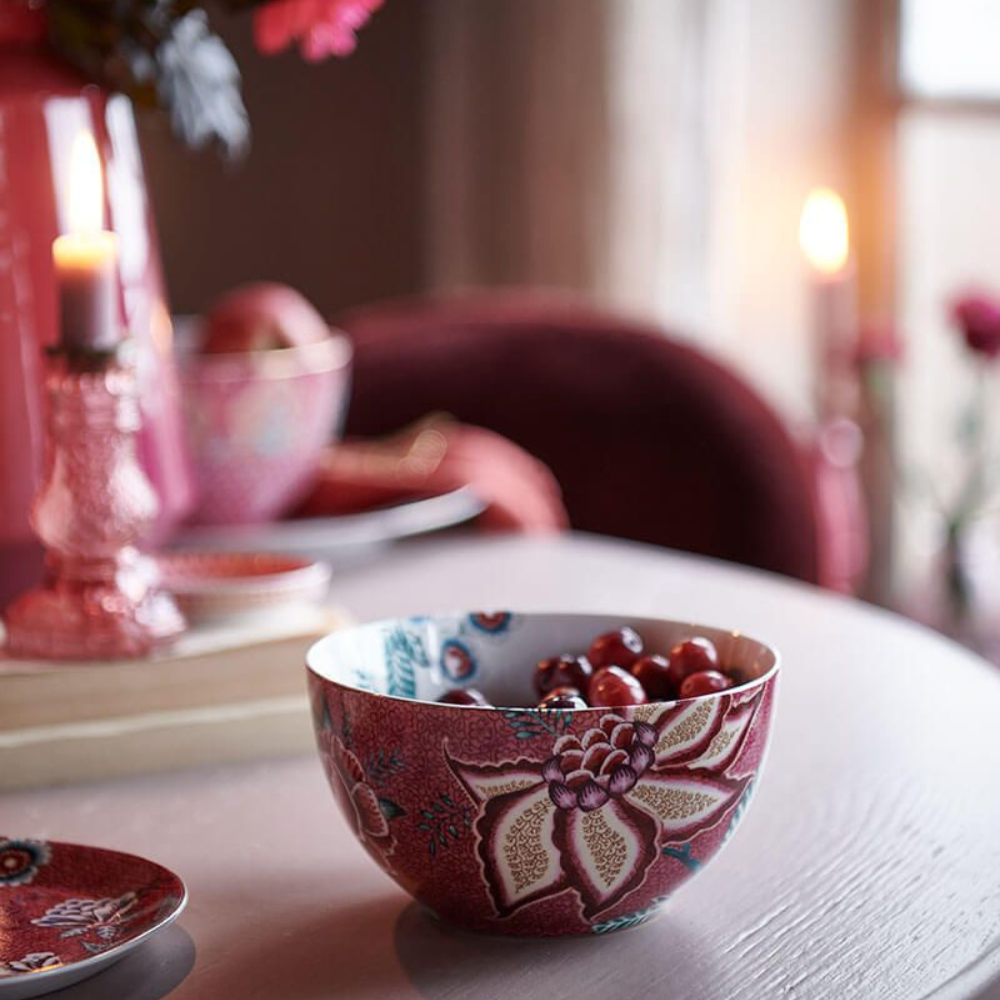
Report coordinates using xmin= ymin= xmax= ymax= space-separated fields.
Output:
xmin=799 ymin=188 xmax=849 ymax=275
xmin=66 ymin=132 xmax=105 ymax=237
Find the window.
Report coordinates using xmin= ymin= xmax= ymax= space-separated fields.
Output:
xmin=900 ymin=0 xmax=1000 ymax=101
xmin=895 ymin=0 xmax=1000 ymax=603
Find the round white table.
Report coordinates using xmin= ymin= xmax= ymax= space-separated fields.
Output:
xmin=6 ymin=534 xmax=1000 ymax=1000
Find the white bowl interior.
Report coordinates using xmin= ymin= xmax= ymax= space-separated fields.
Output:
xmin=307 ymin=612 xmax=778 ymax=708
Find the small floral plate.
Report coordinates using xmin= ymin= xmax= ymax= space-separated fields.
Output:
xmin=0 ymin=838 xmax=187 ymax=999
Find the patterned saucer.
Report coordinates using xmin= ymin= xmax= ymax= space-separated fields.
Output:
xmin=0 ymin=838 xmax=187 ymax=999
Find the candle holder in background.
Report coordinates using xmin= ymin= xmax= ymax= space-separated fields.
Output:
xmin=798 ymin=189 xmax=901 ymax=605
xmin=855 ymin=326 xmax=901 ymax=607
xmin=799 ymin=189 xmax=858 ymax=424
xmin=4 ymin=346 xmax=185 ymax=660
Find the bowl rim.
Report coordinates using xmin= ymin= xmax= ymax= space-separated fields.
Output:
xmin=306 ymin=610 xmax=781 ymax=712
xmin=177 ymin=330 xmax=353 ymax=382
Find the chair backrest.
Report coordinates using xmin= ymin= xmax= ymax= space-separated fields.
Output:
xmin=339 ymin=291 xmax=821 ymax=583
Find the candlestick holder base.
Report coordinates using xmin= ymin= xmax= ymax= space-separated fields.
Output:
xmin=2 ymin=348 xmax=185 ymax=661
xmin=4 ymin=549 xmax=185 ymax=660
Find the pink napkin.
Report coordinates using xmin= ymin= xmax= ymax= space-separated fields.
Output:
xmin=295 ymin=416 xmax=569 ymax=534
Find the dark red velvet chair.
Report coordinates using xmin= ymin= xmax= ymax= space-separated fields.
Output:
xmin=337 ymin=291 xmax=823 ymax=584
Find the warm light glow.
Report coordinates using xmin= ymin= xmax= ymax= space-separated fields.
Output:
xmin=66 ymin=131 xmax=105 ymax=237
xmin=799 ymin=188 xmax=850 ymax=275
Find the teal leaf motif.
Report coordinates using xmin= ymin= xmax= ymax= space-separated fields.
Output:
xmin=81 ymin=940 xmax=114 ymax=954
xmin=721 ymin=779 xmax=756 ymax=847
xmin=363 ymin=748 xmax=406 ymax=788
xmin=418 ymin=793 xmax=472 ymax=858
xmin=591 ymin=895 xmax=670 ymax=935
xmin=313 ymin=693 xmax=333 ymax=735
xmin=383 ymin=625 xmax=431 ymax=699
xmin=662 ymin=842 xmax=701 ymax=872
xmin=502 ymin=708 xmax=574 ymax=740
xmin=378 ymin=797 xmax=406 ymax=821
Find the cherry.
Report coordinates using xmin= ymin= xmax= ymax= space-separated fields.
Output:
xmin=666 ymin=637 xmax=719 ymax=690
xmin=587 ymin=627 xmax=644 ymax=671
xmin=538 ymin=687 xmax=588 ymax=710
xmin=679 ymin=670 xmax=732 ymax=699
xmin=437 ymin=688 xmax=490 ymax=707
xmin=535 ymin=654 xmax=592 ymax=697
xmin=630 ymin=654 xmax=674 ymax=701
xmin=588 ymin=666 xmax=648 ymax=708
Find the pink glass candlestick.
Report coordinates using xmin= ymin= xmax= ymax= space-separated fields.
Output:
xmin=4 ymin=348 xmax=185 ymax=660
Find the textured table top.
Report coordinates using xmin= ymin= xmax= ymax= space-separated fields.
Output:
xmin=5 ymin=533 xmax=1000 ymax=999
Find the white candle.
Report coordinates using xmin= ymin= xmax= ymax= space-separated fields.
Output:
xmin=52 ymin=132 xmax=120 ymax=353
xmin=799 ymin=188 xmax=858 ymax=420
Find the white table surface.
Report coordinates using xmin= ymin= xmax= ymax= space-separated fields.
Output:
xmin=5 ymin=533 xmax=1000 ymax=1000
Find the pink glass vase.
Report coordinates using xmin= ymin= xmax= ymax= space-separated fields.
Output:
xmin=0 ymin=41 xmax=195 ymax=610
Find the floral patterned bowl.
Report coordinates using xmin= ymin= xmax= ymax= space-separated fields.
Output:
xmin=179 ymin=335 xmax=352 ymax=526
xmin=306 ymin=611 xmax=779 ymax=937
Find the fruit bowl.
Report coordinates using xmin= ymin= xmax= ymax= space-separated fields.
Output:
xmin=178 ymin=336 xmax=352 ymax=526
xmin=306 ymin=611 xmax=779 ymax=937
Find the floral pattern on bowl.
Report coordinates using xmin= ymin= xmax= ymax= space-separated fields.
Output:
xmin=307 ymin=611 xmax=779 ymax=937
xmin=179 ymin=335 xmax=352 ymax=526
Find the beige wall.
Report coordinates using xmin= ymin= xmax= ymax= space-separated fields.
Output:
xmin=138 ymin=1 xmax=426 ymax=318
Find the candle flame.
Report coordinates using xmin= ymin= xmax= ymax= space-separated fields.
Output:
xmin=67 ymin=131 xmax=105 ymax=237
xmin=799 ymin=188 xmax=849 ymax=275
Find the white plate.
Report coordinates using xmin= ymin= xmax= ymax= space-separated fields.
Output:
xmin=173 ymin=486 xmax=485 ymax=565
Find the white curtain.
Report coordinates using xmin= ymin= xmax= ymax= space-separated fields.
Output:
xmin=422 ymin=0 xmax=855 ymax=422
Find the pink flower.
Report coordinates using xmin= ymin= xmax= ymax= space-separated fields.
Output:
xmin=447 ymin=695 xmax=758 ymax=920
xmin=254 ymin=0 xmax=383 ymax=61
xmin=952 ymin=292 xmax=1000 ymax=359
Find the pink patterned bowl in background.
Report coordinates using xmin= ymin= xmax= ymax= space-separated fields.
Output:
xmin=179 ymin=336 xmax=352 ymax=526
xmin=306 ymin=611 xmax=779 ymax=937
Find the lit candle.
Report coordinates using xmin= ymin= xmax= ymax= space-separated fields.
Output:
xmin=799 ymin=188 xmax=858 ymax=420
xmin=52 ymin=132 xmax=120 ymax=354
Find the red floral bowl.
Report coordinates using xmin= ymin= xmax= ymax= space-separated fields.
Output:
xmin=306 ymin=612 xmax=779 ymax=937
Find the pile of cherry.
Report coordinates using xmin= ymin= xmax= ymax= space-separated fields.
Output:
xmin=437 ymin=626 xmax=741 ymax=709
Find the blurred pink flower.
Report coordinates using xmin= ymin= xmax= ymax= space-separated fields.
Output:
xmin=254 ymin=0 xmax=383 ymax=61
xmin=952 ymin=292 xmax=1000 ymax=359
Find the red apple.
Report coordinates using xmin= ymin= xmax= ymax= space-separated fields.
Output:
xmin=201 ymin=282 xmax=330 ymax=354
